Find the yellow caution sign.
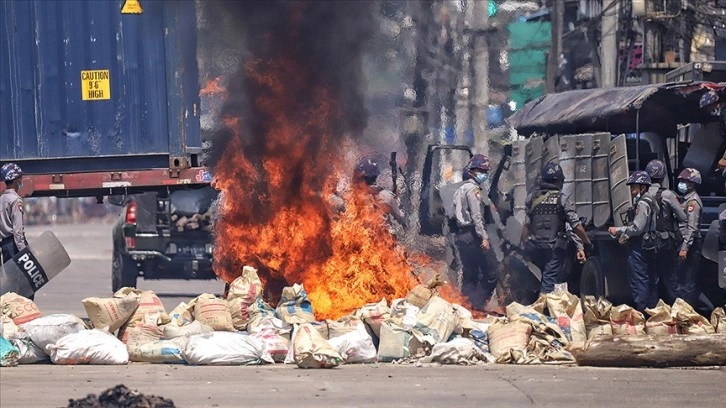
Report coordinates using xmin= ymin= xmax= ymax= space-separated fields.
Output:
xmin=81 ymin=70 xmax=111 ymax=101
xmin=121 ymin=0 xmax=143 ymax=14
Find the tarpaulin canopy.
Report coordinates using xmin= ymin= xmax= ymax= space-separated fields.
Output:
xmin=508 ymin=82 xmax=726 ymax=136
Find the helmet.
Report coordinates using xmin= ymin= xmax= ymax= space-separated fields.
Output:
xmin=677 ymin=168 xmax=702 ymax=185
xmin=645 ymin=159 xmax=666 ymax=180
xmin=541 ymin=162 xmax=564 ymax=182
xmin=0 ymin=163 xmax=23 ymax=182
xmin=355 ymin=158 xmax=380 ymax=179
xmin=626 ymin=170 xmax=651 ymax=186
xmin=467 ymin=154 xmax=490 ymax=172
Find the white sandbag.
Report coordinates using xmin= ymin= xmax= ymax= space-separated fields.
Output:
xmin=610 ymin=304 xmax=646 ymax=335
xmin=126 ymin=322 xmax=163 ymax=362
xmin=419 ymin=336 xmax=494 ymax=365
xmin=250 ymin=328 xmax=290 ymax=363
xmin=276 ymin=284 xmax=316 ymax=325
xmin=20 ymin=314 xmax=87 ymax=351
xmin=247 ymin=314 xmax=290 ymax=335
xmin=390 ymin=299 xmax=420 ymax=331
xmin=377 ymin=320 xmax=423 ymax=362
xmin=115 ymin=288 xmax=170 ymax=342
xmin=82 ymin=295 xmax=139 ymax=333
xmin=644 ymin=300 xmax=678 ymax=335
xmin=412 ymin=296 xmax=457 ymax=346
xmin=325 ymin=316 xmax=364 ymax=340
xmin=293 ymin=323 xmax=343 ymax=368
xmin=134 ymin=338 xmax=187 ymax=364
xmin=168 ymin=302 xmax=193 ymax=327
xmin=0 ymin=292 xmax=42 ymax=325
xmin=487 ymin=320 xmax=531 ymax=359
xmin=671 ymin=298 xmax=715 ymax=335
xmin=47 ymin=329 xmax=129 ymax=365
xmin=327 ymin=324 xmax=376 ymax=364
xmin=182 ymin=332 xmax=273 ymax=365
xmin=162 ymin=320 xmax=214 ymax=339
xmin=10 ymin=334 xmax=49 ymax=364
xmin=353 ymin=299 xmax=391 ymax=340
xmin=193 ymin=294 xmax=235 ymax=332
xmin=1 ymin=315 xmax=20 ymax=339
xmin=284 ymin=324 xmax=300 ymax=364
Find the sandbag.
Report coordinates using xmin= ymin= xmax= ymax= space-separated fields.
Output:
xmin=0 ymin=292 xmax=42 ymax=325
xmin=0 ymin=336 xmax=19 ymax=367
xmin=10 ymin=334 xmax=49 ymax=363
xmin=246 ymin=298 xmax=278 ymax=332
xmin=168 ymin=302 xmax=193 ymax=327
xmin=182 ymin=332 xmax=273 ymax=365
xmin=505 ymin=302 xmax=568 ymax=346
xmin=193 ymin=294 xmax=235 ymax=332
xmin=134 ymin=338 xmax=186 ymax=364
xmin=405 ymin=274 xmax=444 ymax=309
xmin=250 ymin=328 xmax=290 ymax=363
xmin=543 ymin=285 xmax=586 ymax=348
xmin=227 ymin=266 xmax=264 ymax=330
xmin=115 ymin=288 xmax=169 ymax=341
xmin=0 ymin=315 xmax=20 ymax=339
xmin=671 ymin=298 xmax=715 ymax=335
xmin=126 ymin=320 xmax=163 ymax=362
xmin=20 ymin=314 xmax=87 ymax=350
xmin=419 ymin=336 xmax=493 ymax=365
xmin=712 ymin=307 xmax=726 ymax=334
xmin=453 ymin=304 xmax=476 ymax=335
xmin=293 ymin=323 xmax=343 ymax=368
xmin=353 ymin=299 xmax=391 ymax=340
xmin=326 ymin=316 xmax=364 ymax=340
xmin=82 ymin=295 xmax=139 ymax=333
xmin=644 ymin=300 xmax=678 ymax=335
xmin=389 ymin=299 xmax=420 ymax=331
xmin=276 ymin=284 xmax=316 ymax=325
xmin=583 ymin=296 xmax=613 ymax=339
xmin=377 ymin=320 xmax=423 ymax=362
xmin=162 ymin=320 xmax=214 ymax=339
xmin=47 ymin=329 xmax=129 ymax=365
xmin=327 ymin=324 xmax=376 ymax=364
xmin=610 ymin=304 xmax=646 ymax=335
xmin=487 ymin=320 xmax=531 ymax=359
xmin=412 ymin=296 xmax=457 ymax=346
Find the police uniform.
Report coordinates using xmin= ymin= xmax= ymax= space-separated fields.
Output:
xmin=647 ymin=183 xmax=687 ymax=304
xmin=452 ymin=179 xmax=495 ymax=308
xmin=0 ymin=187 xmax=27 ymax=263
xmin=524 ymin=183 xmax=582 ymax=293
xmin=614 ymin=191 xmax=658 ymax=312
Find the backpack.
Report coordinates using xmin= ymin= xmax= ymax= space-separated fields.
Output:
xmin=637 ymin=194 xmax=659 ymax=256
xmin=652 ymin=189 xmax=683 ymax=250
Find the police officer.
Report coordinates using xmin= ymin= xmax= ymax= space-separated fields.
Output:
xmin=354 ymin=158 xmax=407 ymax=230
xmin=1 ymin=163 xmax=27 ymax=264
xmin=609 ymin=170 xmax=658 ymax=312
xmin=676 ymin=168 xmax=715 ymax=314
xmin=522 ymin=162 xmax=590 ymax=294
xmin=644 ymin=159 xmax=687 ymax=304
xmin=452 ymin=155 xmax=496 ymax=308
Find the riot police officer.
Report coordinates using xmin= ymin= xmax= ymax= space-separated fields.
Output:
xmin=452 ymin=155 xmax=496 ymax=308
xmin=522 ymin=162 xmax=590 ymax=294
xmin=1 ymin=163 xmax=27 ymax=264
xmin=644 ymin=159 xmax=687 ymax=304
xmin=609 ymin=170 xmax=658 ymax=312
xmin=676 ymin=168 xmax=714 ymax=314
xmin=354 ymin=158 xmax=407 ymax=230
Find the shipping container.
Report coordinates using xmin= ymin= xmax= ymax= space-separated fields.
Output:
xmin=0 ymin=0 xmax=206 ymax=196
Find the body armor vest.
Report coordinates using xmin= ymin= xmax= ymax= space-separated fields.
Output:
xmin=654 ymin=189 xmax=675 ymax=233
xmin=529 ymin=190 xmax=564 ymax=243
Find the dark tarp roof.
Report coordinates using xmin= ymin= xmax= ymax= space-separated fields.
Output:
xmin=508 ymin=82 xmax=726 ymax=136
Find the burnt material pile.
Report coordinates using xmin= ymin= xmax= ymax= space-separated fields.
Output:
xmin=67 ymin=384 xmax=175 ymax=408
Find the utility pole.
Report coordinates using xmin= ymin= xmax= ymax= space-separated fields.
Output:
xmin=601 ymin=0 xmax=619 ymax=87
xmin=454 ymin=1 xmax=472 ymax=149
xmin=470 ymin=0 xmax=489 ymax=156
xmin=546 ymin=0 xmax=564 ymax=93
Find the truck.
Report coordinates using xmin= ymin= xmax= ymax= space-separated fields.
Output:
xmin=0 ymin=1 xmax=215 ymax=290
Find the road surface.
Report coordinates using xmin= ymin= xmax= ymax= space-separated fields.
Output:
xmin=0 ymin=222 xmax=723 ymax=408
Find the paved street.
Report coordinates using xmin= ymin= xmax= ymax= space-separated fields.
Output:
xmin=1 ymin=222 xmax=724 ymax=408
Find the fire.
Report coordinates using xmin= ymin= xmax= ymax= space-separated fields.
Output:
xmin=211 ymin=57 xmax=418 ymax=319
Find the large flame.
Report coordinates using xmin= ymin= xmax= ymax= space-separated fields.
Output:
xmin=211 ymin=57 xmax=421 ymax=319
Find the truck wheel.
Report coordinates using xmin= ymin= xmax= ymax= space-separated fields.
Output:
xmin=112 ymin=250 xmax=138 ymax=292
xmin=580 ymin=257 xmax=605 ymax=299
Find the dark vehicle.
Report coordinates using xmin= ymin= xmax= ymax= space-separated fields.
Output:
xmin=110 ymin=186 xmax=217 ymax=292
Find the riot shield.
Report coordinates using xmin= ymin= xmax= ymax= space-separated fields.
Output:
xmin=609 ymin=134 xmax=631 ymax=227
xmin=592 ymin=133 xmax=612 ymax=228
xmin=559 ymin=135 xmax=577 ymax=210
xmin=543 ymin=134 xmax=560 ymax=166
xmin=0 ymin=231 xmax=71 ymax=298
xmin=574 ymin=135 xmax=594 ymax=225
xmin=525 ymin=136 xmax=544 ymax=196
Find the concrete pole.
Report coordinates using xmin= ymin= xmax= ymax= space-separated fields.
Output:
xmin=454 ymin=1 xmax=472 ymax=148
xmin=600 ymin=0 xmax=619 ymax=88
xmin=546 ymin=0 xmax=564 ymax=93
xmin=471 ymin=0 xmax=489 ymax=156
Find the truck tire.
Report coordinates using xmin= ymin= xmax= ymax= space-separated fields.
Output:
xmin=580 ymin=256 xmax=605 ymax=299
xmin=112 ymin=250 xmax=138 ymax=292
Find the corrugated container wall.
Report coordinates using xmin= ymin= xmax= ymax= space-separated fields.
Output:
xmin=0 ymin=0 xmax=201 ymax=173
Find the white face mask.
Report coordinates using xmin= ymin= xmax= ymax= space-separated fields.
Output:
xmin=677 ymin=182 xmax=688 ymax=194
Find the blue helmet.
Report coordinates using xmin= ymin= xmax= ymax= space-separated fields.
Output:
xmin=355 ymin=158 xmax=380 ymax=179
xmin=467 ymin=154 xmax=490 ymax=172
xmin=627 ymin=170 xmax=651 ymax=186
xmin=645 ymin=159 xmax=666 ymax=180
xmin=677 ymin=168 xmax=702 ymax=185
xmin=0 ymin=163 xmax=23 ymax=182
xmin=542 ymin=162 xmax=564 ymax=182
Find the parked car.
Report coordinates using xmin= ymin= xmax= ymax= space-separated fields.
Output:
xmin=110 ymin=186 xmax=218 ymax=292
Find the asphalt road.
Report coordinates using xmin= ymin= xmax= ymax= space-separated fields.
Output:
xmin=1 ymin=222 xmax=724 ymax=408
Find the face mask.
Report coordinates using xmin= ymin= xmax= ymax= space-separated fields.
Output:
xmin=677 ymin=182 xmax=688 ymax=194
xmin=474 ymin=173 xmax=488 ymax=185
xmin=633 ymin=193 xmax=641 ymax=203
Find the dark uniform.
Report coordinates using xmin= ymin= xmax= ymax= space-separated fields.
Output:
xmin=611 ymin=170 xmax=658 ymax=312
xmin=524 ymin=163 xmax=584 ymax=294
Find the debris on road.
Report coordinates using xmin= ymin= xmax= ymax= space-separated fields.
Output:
xmin=0 ymin=336 xmax=19 ymax=367
xmin=67 ymin=384 xmax=175 ymax=408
